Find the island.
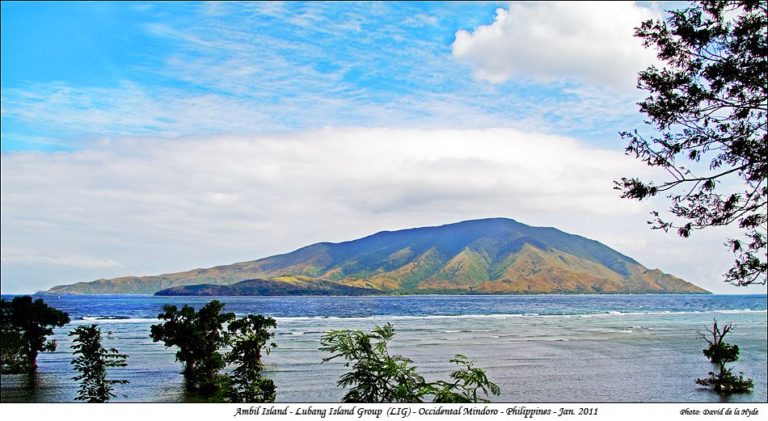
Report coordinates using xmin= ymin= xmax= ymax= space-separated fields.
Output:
xmin=47 ymin=218 xmax=709 ymax=296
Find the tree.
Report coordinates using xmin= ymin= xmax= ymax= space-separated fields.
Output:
xmin=0 ymin=296 xmax=70 ymax=373
xmin=221 ymin=314 xmax=278 ymax=403
xmin=0 ymin=306 xmax=27 ymax=373
xmin=320 ymin=323 xmax=429 ymax=402
xmin=617 ymin=1 xmax=767 ymax=286
xmin=70 ymin=324 xmax=128 ymax=402
xmin=695 ymin=319 xmax=753 ymax=394
xmin=431 ymin=354 xmax=501 ymax=403
xmin=320 ymin=324 xmax=499 ymax=403
xmin=149 ymin=300 xmax=235 ymax=394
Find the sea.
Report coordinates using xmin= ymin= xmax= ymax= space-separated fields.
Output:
xmin=1 ymin=294 xmax=766 ymax=403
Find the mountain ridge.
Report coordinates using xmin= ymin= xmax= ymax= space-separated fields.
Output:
xmin=46 ymin=218 xmax=709 ymax=295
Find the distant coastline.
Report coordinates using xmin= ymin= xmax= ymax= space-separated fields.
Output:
xmin=151 ymin=280 xmax=712 ymax=297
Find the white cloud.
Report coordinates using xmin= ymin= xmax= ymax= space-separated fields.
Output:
xmin=1 ymin=128 xmax=748 ymax=294
xmin=1 ymin=82 xmax=276 ymax=140
xmin=0 ymin=249 xmax=124 ymax=269
xmin=452 ymin=2 xmax=660 ymax=89
xmin=2 ymin=3 xmax=658 ymax=151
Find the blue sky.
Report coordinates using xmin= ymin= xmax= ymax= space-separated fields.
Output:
xmin=2 ymin=2 xmax=758 ymax=294
xmin=2 ymin=1 xmax=652 ymax=152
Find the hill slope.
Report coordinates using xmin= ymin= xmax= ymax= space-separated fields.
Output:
xmin=46 ymin=218 xmax=708 ymax=295
xmin=154 ymin=277 xmax=384 ymax=296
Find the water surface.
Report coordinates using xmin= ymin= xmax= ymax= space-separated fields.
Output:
xmin=1 ymin=294 xmax=765 ymax=403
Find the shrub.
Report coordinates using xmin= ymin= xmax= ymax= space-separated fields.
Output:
xmin=222 ymin=314 xmax=278 ymax=402
xmin=0 ymin=296 xmax=70 ymax=373
xmin=149 ymin=300 xmax=235 ymax=393
xmin=70 ymin=324 xmax=128 ymax=402
xmin=321 ymin=323 xmax=500 ymax=403
xmin=695 ymin=319 xmax=753 ymax=394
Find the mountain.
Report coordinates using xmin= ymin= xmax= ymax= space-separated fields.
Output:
xmin=154 ymin=277 xmax=384 ymax=296
xmin=46 ymin=218 xmax=709 ymax=295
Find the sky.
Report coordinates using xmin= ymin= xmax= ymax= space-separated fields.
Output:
xmin=1 ymin=1 xmax=762 ymax=295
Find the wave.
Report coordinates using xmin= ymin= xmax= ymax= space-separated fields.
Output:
xmin=73 ymin=316 xmax=159 ymax=324
xmin=66 ymin=309 xmax=766 ymax=325
xmin=274 ymin=309 xmax=766 ymax=321
xmin=82 ymin=316 xmax=130 ymax=320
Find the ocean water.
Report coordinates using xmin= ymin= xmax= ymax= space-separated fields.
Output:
xmin=1 ymin=294 xmax=766 ymax=403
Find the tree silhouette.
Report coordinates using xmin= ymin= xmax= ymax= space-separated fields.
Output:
xmin=0 ymin=296 xmax=70 ymax=373
xmin=431 ymin=354 xmax=501 ymax=403
xmin=222 ymin=314 xmax=278 ymax=402
xmin=320 ymin=324 xmax=500 ymax=403
xmin=70 ymin=324 xmax=128 ymax=402
xmin=321 ymin=323 xmax=429 ymax=402
xmin=149 ymin=300 xmax=235 ymax=394
xmin=695 ymin=319 xmax=753 ymax=394
xmin=617 ymin=1 xmax=767 ymax=286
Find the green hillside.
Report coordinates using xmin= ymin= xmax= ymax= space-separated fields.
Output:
xmin=47 ymin=218 xmax=709 ymax=295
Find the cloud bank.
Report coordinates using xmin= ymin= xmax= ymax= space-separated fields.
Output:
xmin=1 ymin=128 xmax=740 ymax=293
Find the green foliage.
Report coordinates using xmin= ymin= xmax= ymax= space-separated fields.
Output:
xmin=618 ymin=1 xmax=767 ymax=286
xmin=0 ymin=321 xmax=27 ymax=374
xmin=431 ymin=354 xmax=501 ymax=403
xmin=320 ymin=324 xmax=500 ymax=403
xmin=695 ymin=319 xmax=753 ymax=394
xmin=149 ymin=300 xmax=235 ymax=393
xmin=149 ymin=300 xmax=279 ymax=401
xmin=0 ymin=296 xmax=70 ymax=373
xmin=320 ymin=324 xmax=429 ymax=402
xmin=326 ymin=323 xmax=433 ymax=402
xmin=213 ymin=373 xmax=276 ymax=404
xmin=70 ymin=324 xmax=128 ymax=402
xmin=221 ymin=314 xmax=278 ymax=403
